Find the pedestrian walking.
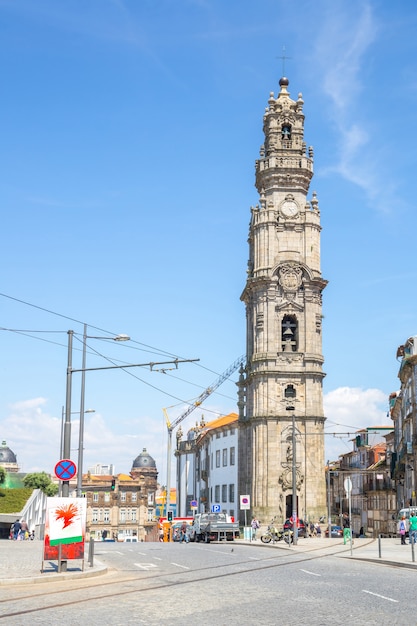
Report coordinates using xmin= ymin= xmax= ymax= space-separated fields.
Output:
xmin=398 ymin=516 xmax=408 ymax=545
xmin=12 ymin=519 xmax=21 ymax=541
xmin=409 ymin=512 xmax=417 ymax=544
xmin=20 ymin=519 xmax=29 ymax=540
xmin=251 ymin=517 xmax=260 ymax=540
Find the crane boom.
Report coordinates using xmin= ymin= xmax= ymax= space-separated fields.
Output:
xmin=163 ymin=355 xmax=245 ymax=520
xmin=165 ymin=355 xmax=245 ymax=434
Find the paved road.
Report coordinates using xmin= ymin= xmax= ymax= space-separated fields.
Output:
xmin=0 ymin=538 xmax=416 ymax=625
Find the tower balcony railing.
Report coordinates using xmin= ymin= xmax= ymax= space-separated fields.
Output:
xmin=256 ymin=155 xmax=313 ymax=173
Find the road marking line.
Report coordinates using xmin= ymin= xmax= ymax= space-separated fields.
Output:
xmin=362 ymin=590 xmax=398 ymax=603
xmin=171 ymin=562 xmax=190 ymax=569
xmin=134 ymin=563 xmax=157 ymax=570
xmin=300 ymin=569 xmax=321 ymax=577
xmin=154 ymin=556 xmax=162 ymax=560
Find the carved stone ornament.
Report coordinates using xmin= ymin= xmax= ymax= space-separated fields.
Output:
xmin=278 ymin=264 xmax=302 ymax=292
xmin=278 ymin=468 xmax=304 ymax=491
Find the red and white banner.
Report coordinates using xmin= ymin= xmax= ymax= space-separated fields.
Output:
xmin=44 ymin=497 xmax=86 ymax=560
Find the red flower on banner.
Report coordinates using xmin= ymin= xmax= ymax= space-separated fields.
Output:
xmin=54 ymin=502 xmax=79 ymax=528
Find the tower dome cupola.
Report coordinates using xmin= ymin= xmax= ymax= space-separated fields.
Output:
xmin=132 ymin=448 xmax=156 ymax=469
xmin=0 ymin=440 xmax=17 ymax=463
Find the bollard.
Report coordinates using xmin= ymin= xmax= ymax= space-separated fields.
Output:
xmin=58 ymin=543 xmax=62 ymax=572
xmin=378 ymin=534 xmax=381 ymax=558
xmin=88 ymin=539 xmax=95 ymax=567
xmin=411 ymin=539 xmax=415 ymax=563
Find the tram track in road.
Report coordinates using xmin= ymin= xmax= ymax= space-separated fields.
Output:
xmin=0 ymin=543 xmax=352 ymax=621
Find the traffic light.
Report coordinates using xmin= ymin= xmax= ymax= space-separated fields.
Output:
xmin=167 ymin=511 xmax=173 ymax=522
xmin=111 ymin=479 xmax=116 ymax=491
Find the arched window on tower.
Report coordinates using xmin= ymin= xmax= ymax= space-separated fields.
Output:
xmin=281 ymin=124 xmax=292 ymax=140
xmin=284 ymin=384 xmax=296 ymax=399
xmin=281 ymin=315 xmax=298 ymax=352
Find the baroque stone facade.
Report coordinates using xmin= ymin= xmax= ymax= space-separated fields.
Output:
xmin=238 ymin=77 xmax=327 ymax=525
xmin=83 ymin=448 xmax=159 ymax=541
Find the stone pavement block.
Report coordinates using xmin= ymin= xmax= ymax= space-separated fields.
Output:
xmin=0 ymin=539 xmax=106 ymax=585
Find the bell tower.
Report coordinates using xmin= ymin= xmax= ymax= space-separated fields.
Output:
xmin=238 ymin=77 xmax=327 ymax=524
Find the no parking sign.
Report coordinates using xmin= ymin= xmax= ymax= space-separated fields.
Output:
xmin=240 ymin=495 xmax=250 ymax=510
xmin=54 ymin=459 xmax=77 ymax=481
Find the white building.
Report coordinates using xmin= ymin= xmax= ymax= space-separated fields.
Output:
xmin=87 ymin=463 xmax=115 ymax=476
xmin=176 ymin=413 xmax=238 ymax=519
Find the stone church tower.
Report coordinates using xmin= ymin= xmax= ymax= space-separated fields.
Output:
xmin=238 ymin=76 xmax=327 ymax=525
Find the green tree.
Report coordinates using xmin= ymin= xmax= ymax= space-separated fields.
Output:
xmin=23 ymin=472 xmax=58 ymax=496
xmin=0 ymin=466 xmax=6 ymax=485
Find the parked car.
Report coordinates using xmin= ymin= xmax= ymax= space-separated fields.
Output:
xmin=325 ymin=525 xmax=343 ymax=538
xmin=283 ymin=518 xmax=306 ymax=537
xmin=124 ymin=536 xmax=138 ymax=543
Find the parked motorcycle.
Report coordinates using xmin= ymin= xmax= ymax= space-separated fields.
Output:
xmin=260 ymin=525 xmax=292 ymax=544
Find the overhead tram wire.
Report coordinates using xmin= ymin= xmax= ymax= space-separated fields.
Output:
xmin=1 ymin=325 xmax=240 ymax=414
xmin=2 ymin=323 xmax=378 ymax=442
xmin=0 ymin=291 xmax=195 ymax=362
xmin=74 ymin=335 xmax=238 ymax=419
xmin=0 ymin=294 xmax=250 ymax=420
xmin=0 ymin=291 xmax=244 ymax=383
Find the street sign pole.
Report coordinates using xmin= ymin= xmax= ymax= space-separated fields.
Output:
xmin=344 ymin=477 xmax=353 ymax=555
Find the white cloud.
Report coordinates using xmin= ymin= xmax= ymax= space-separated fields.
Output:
xmin=2 ymin=388 xmax=392 ymax=479
xmin=3 ymin=398 xmax=61 ymax=473
xmin=310 ymin=2 xmax=399 ymax=212
xmin=316 ymin=2 xmax=377 ymax=113
xmin=1 ymin=399 xmax=167 ymax=478
xmin=324 ymin=386 xmax=390 ymax=461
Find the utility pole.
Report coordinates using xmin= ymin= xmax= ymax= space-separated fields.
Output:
xmin=292 ymin=410 xmax=298 ymax=545
xmin=327 ymin=459 xmax=332 ymax=540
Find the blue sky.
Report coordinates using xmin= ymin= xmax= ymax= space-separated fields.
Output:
xmin=1 ymin=0 xmax=416 ymax=481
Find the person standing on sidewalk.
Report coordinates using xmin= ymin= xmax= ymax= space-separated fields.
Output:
xmin=409 ymin=512 xmax=417 ymax=544
xmin=251 ymin=517 xmax=260 ymax=540
xmin=398 ymin=516 xmax=408 ymax=545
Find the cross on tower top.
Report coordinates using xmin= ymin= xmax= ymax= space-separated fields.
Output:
xmin=277 ymin=45 xmax=291 ymax=76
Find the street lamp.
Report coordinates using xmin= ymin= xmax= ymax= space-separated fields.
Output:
xmin=61 ymin=328 xmax=199 ymax=498
xmin=77 ymin=324 xmax=130 ymax=497
xmin=60 ymin=407 xmax=95 ymax=459
xmin=286 ymin=405 xmax=298 ymax=545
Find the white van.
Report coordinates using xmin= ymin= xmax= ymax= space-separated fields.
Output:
xmin=398 ymin=507 xmax=417 ymax=520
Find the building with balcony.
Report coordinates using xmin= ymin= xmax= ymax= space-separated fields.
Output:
xmin=390 ymin=335 xmax=417 ymax=511
xmin=327 ymin=428 xmax=396 ymax=537
xmin=176 ymin=413 xmax=238 ymax=519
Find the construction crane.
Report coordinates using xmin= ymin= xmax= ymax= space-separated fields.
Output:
xmin=162 ymin=355 xmax=245 ymax=519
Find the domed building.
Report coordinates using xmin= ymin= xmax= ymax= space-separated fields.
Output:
xmin=82 ymin=448 xmax=159 ymax=542
xmin=130 ymin=448 xmax=158 ymax=516
xmin=0 ymin=441 xmax=19 ymax=473
xmin=131 ymin=447 xmax=157 ymax=479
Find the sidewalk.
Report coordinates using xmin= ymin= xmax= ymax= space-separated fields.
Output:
xmin=0 ymin=540 xmax=107 ymax=585
xmin=241 ymin=536 xmax=417 ymax=569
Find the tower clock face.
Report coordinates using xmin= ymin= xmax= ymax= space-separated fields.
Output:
xmin=281 ymin=200 xmax=299 ymax=218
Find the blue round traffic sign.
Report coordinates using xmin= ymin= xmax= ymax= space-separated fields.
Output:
xmin=54 ymin=459 xmax=77 ymax=481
